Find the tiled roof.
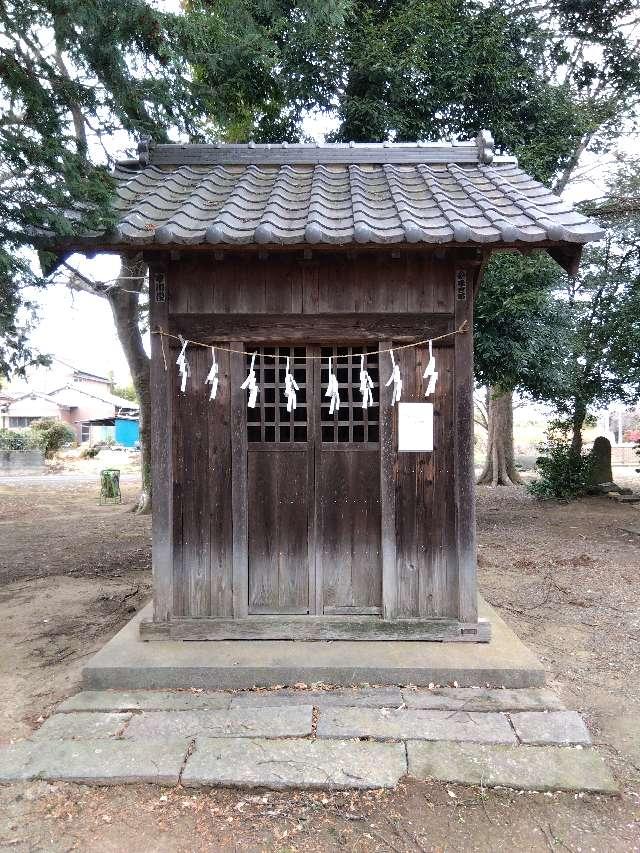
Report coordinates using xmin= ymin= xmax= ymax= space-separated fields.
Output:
xmin=110 ymin=133 xmax=603 ymax=249
xmin=48 ymin=385 xmax=139 ymax=411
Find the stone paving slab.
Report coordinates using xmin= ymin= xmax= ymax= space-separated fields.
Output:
xmin=31 ymin=712 xmax=131 ymax=740
xmin=58 ymin=690 xmax=231 ymax=713
xmin=407 ymin=742 xmax=618 ymax=793
xmin=0 ymin=739 xmax=188 ymax=785
xmin=402 ymin=688 xmax=565 ymax=712
xmin=510 ymin=711 xmax=591 ymax=745
xmin=316 ymin=708 xmax=516 ymax=743
xmin=124 ymin=707 xmax=313 ymax=739
xmin=182 ymin=737 xmax=407 ymax=789
xmin=230 ymin=687 xmax=403 ymax=710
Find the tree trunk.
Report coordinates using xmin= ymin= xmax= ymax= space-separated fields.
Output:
xmin=476 ymin=387 xmax=522 ymax=486
xmin=570 ymin=399 xmax=587 ymax=458
xmin=107 ymin=255 xmax=151 ymax=513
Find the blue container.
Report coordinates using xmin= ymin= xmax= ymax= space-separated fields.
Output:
xmin=115 ymin=417 xmax=140 ymax=448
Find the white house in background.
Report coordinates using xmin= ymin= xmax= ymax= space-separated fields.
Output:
xmin=6 ymin=358 xmax=114 ymax=398
xmin=47 ymin=385 xmax=138 ymax=443
xmin=1 ymin=359 xmax=138 ymax=443
xmin=0 ymin=390 xmax=72 ymax=430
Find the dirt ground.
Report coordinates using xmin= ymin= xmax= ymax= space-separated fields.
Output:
xmin=0 ymin=474 xmax=639 ymax=852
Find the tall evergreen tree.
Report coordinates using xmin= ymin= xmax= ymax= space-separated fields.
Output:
xmin=330 ymin=0 xmax=640 ymax=484
xmin=4 ymin=0 xmax=640 ymax=501
xmin=549 ymin=160 xmax=640 ymax=454
xmin=0 ymin=0 xmax=343 ymax=509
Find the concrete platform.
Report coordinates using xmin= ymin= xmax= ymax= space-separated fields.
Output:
xmin=83 ymin=598 xmax=545 ymax=690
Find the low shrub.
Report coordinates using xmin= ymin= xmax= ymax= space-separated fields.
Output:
xmin=0 ymin=428 xmax=39 ymax=451
xmin=528 ymin=422 xmax=593 ymax=502
xmin=30 ymin=418 xmax=76 ymax=457
xmin=80 ymin=445 xmax=100 ymax=459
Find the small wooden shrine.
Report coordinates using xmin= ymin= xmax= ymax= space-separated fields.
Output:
xmin=64 ymin=132 xmax=602 ymax=642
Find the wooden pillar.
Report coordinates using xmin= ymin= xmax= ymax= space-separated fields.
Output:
xmin=379 ymin=340 xmax=397 ymax=619
xmin=149 ymin=264 xmax=173 ymax=622
xmin=453 ymin=267 xmax=478 ymax=623
xmin=230 ymin=340 xmax=249 ymax=617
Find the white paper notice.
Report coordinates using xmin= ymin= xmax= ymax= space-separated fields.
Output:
xmin=397 ymin=402 xmax=434 ymax=452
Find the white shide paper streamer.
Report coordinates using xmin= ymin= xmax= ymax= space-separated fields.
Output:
xmin=423 ymin=339 xmax=438 ymax=397
xmin=385 ymin=349 xmax=402 ymax=405
xmin=205 ymin=346 xmax=219 ymax=400
xmin=359 ymin=353 xmax=374 ymax=409
xmin=325 ymin=356 xmax=340 ymax=414
xmin=241 ymin=351 xmax=259 ymax=408
xmin=176 ymin=336 xmax=190 ymax=394
xmin=283 ymin=356 xmax=299 ymax=412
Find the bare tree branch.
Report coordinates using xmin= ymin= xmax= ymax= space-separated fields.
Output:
xmin=53 ymin=47 xmax=88 ymax=150
xmin=60 ymin=261 xmax=110 ymax=296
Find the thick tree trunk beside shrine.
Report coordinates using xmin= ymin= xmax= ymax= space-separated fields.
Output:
xmin=570 ymin=399 xmax=587 ymax=458
xmin=108 ymin=255 xmax=151 ymax=514
xmin=476 ymin=387 xmax=522 ymax=487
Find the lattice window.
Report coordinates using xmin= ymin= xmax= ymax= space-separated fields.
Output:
xmin=321 ymin=346 xmax=379 ymax=444
xmin=246 ymin=346 xmax=308 ymax=443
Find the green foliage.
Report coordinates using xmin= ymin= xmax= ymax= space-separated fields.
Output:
xmin=0 ymin=0 xmax=344 ymax=377
xmin=327 ymin=0 xmax=640 ymax=412
xmin=474 ymin=158 xmax=640 ymax=444
xmin=0 ymin=419 xmax=75 ymax=455
xmin=544 ymin=162 xmax=640 ymax=439
xmin=100 ymin=468 xmax=121 ymax=502
xmin=0 ymin=255 xmax=51 ymax=379
xmin=0 ymin=429 xmax=40 ymax=451
xmin=30 ymin=418 xmax=76 ymax=455
xmin=112 ymin=383 xmax=138 ymax=402
xmin=330 ymin=0 xmax=615 ymax=181
xmin=528 ymin=421 xmax=593 ymax=501
xmin=189 ymin=0 xmax=347 ymax=142
xmin=4 ymin=0 xmax=640 ymax=403
xmin=474 ymin=252 xmax=569 ymax=396
xmin=80 ymin=445 xmax=100 ymax=458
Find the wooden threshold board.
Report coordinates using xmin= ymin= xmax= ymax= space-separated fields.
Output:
xmin=140 ymin=616 xmax=491 ymax=642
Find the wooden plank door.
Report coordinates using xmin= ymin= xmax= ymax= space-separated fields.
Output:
xmin=314 ymin=345 xmax=383 ymax=615
xmin=246 ymin=346 xmax=314 ymax=614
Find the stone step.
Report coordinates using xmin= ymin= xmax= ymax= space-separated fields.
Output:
xmin=32 ymin=712 xmax=131 ymax=740
xmin=0 ymin=738 xmax=188 ymax=785
xmin=229 ymin=686 xmax=404 ymax=709
xmin=57 ymin=685 xmax=563 ymax=715
xmin=402 ymin=687 xmax=564 ymax=712
xmin=407 ymin=742 xmax=618 ymax=794
xmin=509 ymin=711 xmax=591 ymax=745
xmin=123 ymin=706 xmax=313 ymax=739
xmin=316 ymin=708 xmax=516 ymax=743
xmin=181 ymin=737 xmax=407 ymax=790
xmin=57 ymin=690 xmax=231 ymax=713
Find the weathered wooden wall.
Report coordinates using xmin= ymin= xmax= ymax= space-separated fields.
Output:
xmin=169 ymin=253 xmax=455 ymax=316
xmin=149 ymin=250 xmax=475 ymax=626
xmin=394 ymin=344 xmax=458 ymax=618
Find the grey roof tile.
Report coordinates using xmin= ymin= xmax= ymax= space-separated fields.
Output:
xmin=109 ymin=141 xmax=604 ymax=248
